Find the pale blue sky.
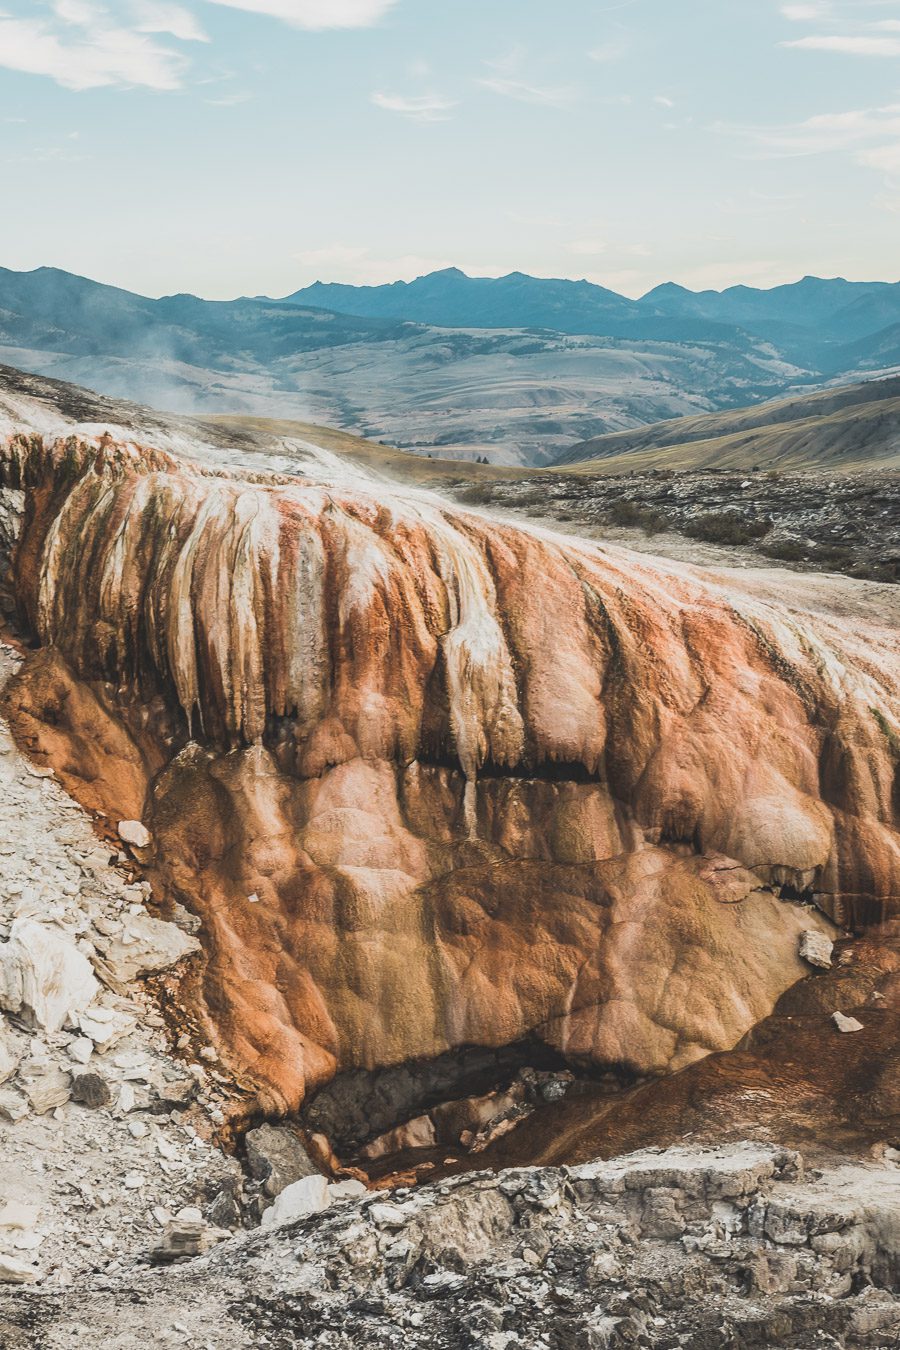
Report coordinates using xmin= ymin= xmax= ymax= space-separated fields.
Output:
xmin=1 ymin=0 xmax=899 ymax=298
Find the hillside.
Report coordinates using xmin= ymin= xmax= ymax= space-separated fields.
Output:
xmin=556 ymin=375 xmax=900 ymax=472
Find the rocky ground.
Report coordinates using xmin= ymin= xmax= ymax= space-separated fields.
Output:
xmin=0 ymin=641 xmax=246 ymax=1289
xmin=450 ymin=468 xmax=900 ymax=582
xmin=3 ymin=1143 xmax=900 ymax=1348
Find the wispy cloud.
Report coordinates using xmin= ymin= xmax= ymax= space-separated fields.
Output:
xmin=587 ymin=39 xmax=628 ymax=63
xmin=780 ymin=2 xmax=832 ymax=19
xmin=719 ymin=102 xmax=900 ymax=196
xmin=201 ymin=0 xmax=398 ymax=27
xmin=567 ymin=237 xmax=608 ymax=256
xmin=479 ymin=75 xmax=573 ymax=106
xmin=292 ymin=245 xmax=456 ymax=284
xmin=782 ymin=33 xmax=900 ymax=55
xmin=0 ymin=2 xmax=198 ymax=90
xmin=371 ymin=90 xmax=455 ymax=121
xmin=133 ymin=1 xmax=210 ymax=42
xmin=478 ymin=51 xmax=574 ymax=108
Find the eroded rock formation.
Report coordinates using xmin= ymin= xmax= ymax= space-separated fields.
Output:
xmin=1 ymin=428 xmax=898 ymax=1115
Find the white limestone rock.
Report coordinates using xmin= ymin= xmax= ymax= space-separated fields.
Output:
xmin=0 ymin=1253 xmax=40 ymax=1284
xmin=799 ymin=931 xmax=833 ymax=970
xmin=97 ymin=913 xmax=200 ymax=984
xmin=0 ymin=919 xmax=98 ymax=1034
xmin=74 ymin=1005 xmax=136 ymax=1051
xmin=117 ymin=820 xmax=151 ymax=850
xmin=0 ymin=1020 xmax=21 ymax=1084
xmin=0 ymin=1086 xmax=28 ymax=1122
xmin=24 ymin=1068 xmax=71 ymax=1114
xmin=261 ymin=1175 xmax=331 ymax=1228
xmin=327 ymin=1180 xmax=368 ymax=1203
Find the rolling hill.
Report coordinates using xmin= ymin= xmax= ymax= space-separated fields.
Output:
xmin=555 ymin=375 xmax=900 ymax=473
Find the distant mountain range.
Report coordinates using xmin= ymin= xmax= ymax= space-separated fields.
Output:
xmin=1 ymin=264 xmax=899 ymax=465
xmin=279 ymin=268 xmax=900 ymax=374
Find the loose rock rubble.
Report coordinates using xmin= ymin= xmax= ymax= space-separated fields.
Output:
xmin=3 ymin=1143 xmax=899 ymax=1348
xmin=0 ymin=642 xmax=245 ymax=1288
xmin=453 ymin=468 xmax=900 ymax=582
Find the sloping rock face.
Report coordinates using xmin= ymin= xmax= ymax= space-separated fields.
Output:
xmin=1 ymin=430 xmax=899 ymax=1113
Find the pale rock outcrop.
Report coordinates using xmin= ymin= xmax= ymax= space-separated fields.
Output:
xmin=4 ymin=1144 xmax=899 ymax=1347
xmin=0 ymin=1022 xmax=20 ymax=1084
xmin=96 ymin=912 xmax=199 ymax=985
xmin=261 ymin=1174 xmax=331 ymax=1228
xmin=1 ymin=429 xmax=898 ymax=1112
xmin=0 ymin=919 xmax=98 ymax=1034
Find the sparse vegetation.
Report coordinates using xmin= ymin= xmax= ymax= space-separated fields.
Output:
xmin=684 ymin=512 xmax=771 ymax=546
xmin=761 ymin=538 xmax=807 ymax=562
xmin=605 ymin=499 xmax=668 ymax=534
xmin=455 ymin=482 xmax=497 ymax=506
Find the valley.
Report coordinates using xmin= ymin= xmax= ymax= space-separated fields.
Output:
xmin=4 ymin=265 xmax=900 ymax=468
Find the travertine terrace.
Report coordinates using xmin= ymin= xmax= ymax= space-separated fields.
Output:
xmin=1 ymin=420 xmax=898 ymax=1120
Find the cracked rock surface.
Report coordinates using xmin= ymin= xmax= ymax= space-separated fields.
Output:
xmin=3 ymin=1143 xmax=900 ymax=1348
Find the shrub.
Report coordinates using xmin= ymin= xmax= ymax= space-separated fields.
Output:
xmin=455 ymin=483 xmax=496 ymax=506
xmin=760 ymin=538 xmax=807 ymax=562
xmin=685 ymin=512 xmax=771 ymax=546
xmin=605 ymin=499 xmax=667 ymax=534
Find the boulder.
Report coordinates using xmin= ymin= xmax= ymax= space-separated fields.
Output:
xmin=150 ymin=1207 xmax=228 ymax=1264
xmin=70 ymin=1071 xmax=112 ymax=1109
xmin=0 ymin=1086 xmax=27 ymax=1122
xmin=118 ymin=820 xmax=151 ymax=850
xmin=74 ymin=1005 xmax=136 ymax=1051
xmin=261 ymin=1174 xmax=330 ymax=1228
xmin=327 ymin=1179 xmax=368 ymax=1203
xmin=0 ymin=920 xmax=98 ymax=1033
xmin=24 ymin=1068 xmax=71 ymax=1114
xmin=244 ymin=1123 xmax=319 ymax=1198
xmin=833 ymin=1011 xmax=864 ymax=1034
xmin=0 ymin=1254 xmax=40 ymax=1284
xmin=97 ymin=914 xmax=200 ymax=985
xmin=800 ymin=931 xmax=834 ymax=970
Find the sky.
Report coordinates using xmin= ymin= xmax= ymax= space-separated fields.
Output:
xmin=1 ymin=0 xmax=899 ymax=299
